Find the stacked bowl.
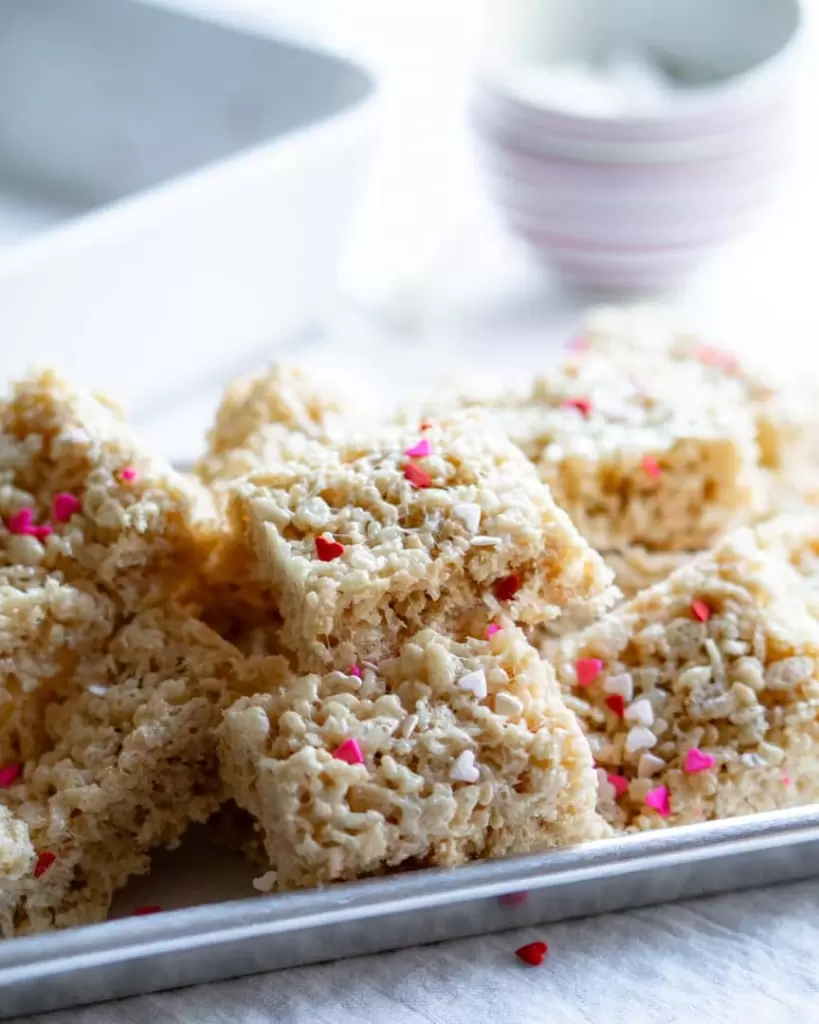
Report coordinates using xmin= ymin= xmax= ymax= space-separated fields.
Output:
xmin=470 ymin=0 xmax=805 ymax=293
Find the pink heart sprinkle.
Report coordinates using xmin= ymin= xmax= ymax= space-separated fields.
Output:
xmin=349 ymin=665 xmax=362 ymax=678
xmin=782 ymin=774 xmax=792 ymax=786
xmin=32 ymin=524 xmax=53 ymax=540
xmin=645 ymin=785 xmax=670 ymax=817
xmin=404 ymin=439 xmax=432 ymax=458
xmin=606 ymin=773 xmax=629 ymax=799
xmin=641 ymin=456 xmax=662 ymax=479
xmin=53 ymin=493 xmax=81 ymax=523
xmin=485 ymin=624 xmax=501 ymax=639
xmin=575 ymin=658 xmax=603 ymax=687
xmin=683 ymin=748 xmax=715 ymax=774
xmin=332 ymin=739 xmax=364 ymax=765
xmin=6 ymin=508 xmax=34 ymax=534
xmin=567 ymin=335 xmax=589 ymax=353
xmin=120 ymin=466 xmax=137 ymax=482
xmin=0 ymin=763 xmax=21 ymax=788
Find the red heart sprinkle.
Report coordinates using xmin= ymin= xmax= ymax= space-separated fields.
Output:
xmin=0 ymin=763 xmax=21 ymax=788
xmin=133 ymin=905 xmax=163 ymax=916
xmin=404 ymin=463 xmax=432 ymax=488
xmin=606 ymin=773 xmax=629 ymax=799
xmin=419 ymin=420 xmax=432 ymax=431
xmin=691 ymin=600 xmax=711 ymax=623
xmin=515 ymin=940 xmax=548 ymax=966
xmin=494 ymin=574 xmax=520 ymax=601
xmin=561 ymin=396 xmax=592 ymax=417
xmin=34 ymin=851 xmax=56 ymax=878
xmin=575 ymin=658 xmax=603 ymax=687
xmin=604 ymin=694 xmax=626 ymax=718
xmin=315 ymin=536 xmax=344 ymax=561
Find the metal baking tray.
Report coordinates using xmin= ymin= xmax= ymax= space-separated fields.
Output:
xmin=2 ymin=806 xmax=818 ymax=1018
xmin=0 ymin=0 xmax=377 ymax=460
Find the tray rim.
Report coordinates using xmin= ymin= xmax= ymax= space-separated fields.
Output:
xmin=2 ymin=803 xmax=818 ymax=980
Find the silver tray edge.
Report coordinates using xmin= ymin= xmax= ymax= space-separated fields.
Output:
xmin=2 ymin=805 xmax=819 ymax=1017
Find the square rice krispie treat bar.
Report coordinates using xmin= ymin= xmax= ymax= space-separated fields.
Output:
xmin=231 ymin=410 xmax=615 ymax=671
xmin=0 ymin=611 xmax=247 ymax=936
xmin=555 ymin=529 xmax=819 ymax=832
xmin=579 ymin=304 xmax=814 ymax=477
xmin=197 ymin=364 xmax=343 ymax=485
xmin=219 ymin=626 xmax=606 ymax=891
xmin=0 ymin=370 xmax=219 ymax=613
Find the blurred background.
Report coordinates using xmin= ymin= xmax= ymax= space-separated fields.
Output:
xmin=0 ymin=0 xmax=817 ymax=457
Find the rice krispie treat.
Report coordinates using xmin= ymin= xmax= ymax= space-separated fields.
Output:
xmin=231 ymin=410 xmax=615 ymax=671
xmin=602 ymin=547 xmax=696 ymax=600
xmin=579 ymin=304 xmax=814 ymax=477
xmin=405 ymin=350 xmax=763 ymax=552
xmin=219 ymin=626 xmax=606 ymax=891
xmin=0 ymin=370 xmax=219 ymax=613
xmin=556 ymin=530 xmax=819 ymax=832
xmin=197 ymin=364 xmax=342 ymax=484
xmin=0 ymin=611 xmax=247 ymax=936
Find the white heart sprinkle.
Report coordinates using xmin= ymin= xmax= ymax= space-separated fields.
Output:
xmin=450 ymin=750 xmax=480 ymax=783
xmin=624 ymin=698 xmax=654 ymax=727
xmin=637 ymin=753 xmax=665 ymax=778
xmin=596 ymin=767 xmax=616 ymax=802
xmin=87 ymin=684 xmax=108 ymax=696
xmin=459 ymin=669 xmax=487 ymax=700
xmin=625 ymin=726 xmax=657 ymax=754
xmin=252 ymin=870 xmax=278 ymax=893
xmin=452 ymin=502 xmax=482 ymax=534
xmin=471 ymin=535 xmax=501 ymax=547
xmin=603 ymin=673 xmax=634 ymax=702
xmin=494 ymin=692 xmax=523 ymax=717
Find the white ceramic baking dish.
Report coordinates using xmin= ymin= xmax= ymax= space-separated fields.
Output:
xmin=0 ymin=0 xmax=378 ymax=448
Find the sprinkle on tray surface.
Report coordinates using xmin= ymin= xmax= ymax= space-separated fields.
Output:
xmin=515 ymin=940 xmax=548 ymax=966
xmin=315 ymin=535 xmax=345 ymax=562
xmin=133 ymin=905 xmax=163 ymax=916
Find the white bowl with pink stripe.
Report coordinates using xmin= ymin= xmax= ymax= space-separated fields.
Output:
xmin=471 ymin=0 xmax=805 ymax=293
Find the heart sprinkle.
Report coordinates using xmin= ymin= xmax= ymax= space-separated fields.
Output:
xmin=691 ymin=600 xmax=712 ymax=623
xmin=53 ymin=492 xmax=82 ymax=523
xmin=404 ymin=463 xmax=432 ymax=488
xmin=645 ymin=785 xmax=670 ymax=817
xmin=494 ymin=575 xmax=520 ymax=601
xmin=404 ymin=439 xmax=432 ymax=458
xmin=683 ymin=748 xmax=715 ymax=774
xmin=604 ymin=694 xmax=626 ymax=718
xmin=515 ymin=941 xmax=548 ymax=966
xmin=34 ymin=851 xmax=56 ymax=878
xmin=0 ymin=764 xmax=21 ymax=788
xmin=315 ymin=535 xmax=345 ymax=561
xmin=332 ymin=739 xmax=365 ymax=765
xmin=575 ymin=658 xmax=603 ymax=687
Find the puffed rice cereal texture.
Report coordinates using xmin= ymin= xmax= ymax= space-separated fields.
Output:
xmin=219 ymin=625 xmax=607 ymax=891
xmin=231 ymin=410 xmax=616 ymax=671
xmin=0 ymin=370 xmax=219 ymax=613
xmin=0 ymin=612 xmax=245 ymax=936
xmin=556 ymin=529 xmax=819 ymax=831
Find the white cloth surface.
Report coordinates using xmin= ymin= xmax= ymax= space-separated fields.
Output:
xmin=15 ymin=880 xmax=819 ymax=1024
